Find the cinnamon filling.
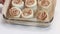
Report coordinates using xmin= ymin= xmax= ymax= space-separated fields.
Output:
xmin=8 ymin=7 xmax=20 ymax=17
xmin=25 ymin=0 xmax=35 ymax=5
xmin=13 ymin=0 xmax=22 ymax=4
xmin=38 ymin=0 xmax=50 ymax=7
xmin=23 ymin=8 xmax=32 ymax=16
xmin=37 ymin=11 xmax=47 ymax=20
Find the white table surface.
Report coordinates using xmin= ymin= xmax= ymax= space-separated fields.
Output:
xmin=0 ymin=0 xmax=60 ymax=34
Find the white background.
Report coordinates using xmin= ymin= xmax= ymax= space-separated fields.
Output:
xmin=0 ymin=0 xmax=60 ymax=34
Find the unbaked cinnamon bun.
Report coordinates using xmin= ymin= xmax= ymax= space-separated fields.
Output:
xmin=22 ymin=8 xmax=33 ymax=18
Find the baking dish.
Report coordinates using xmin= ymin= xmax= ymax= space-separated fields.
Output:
xmin=2 ymin=0 xmax=56 ymax=27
